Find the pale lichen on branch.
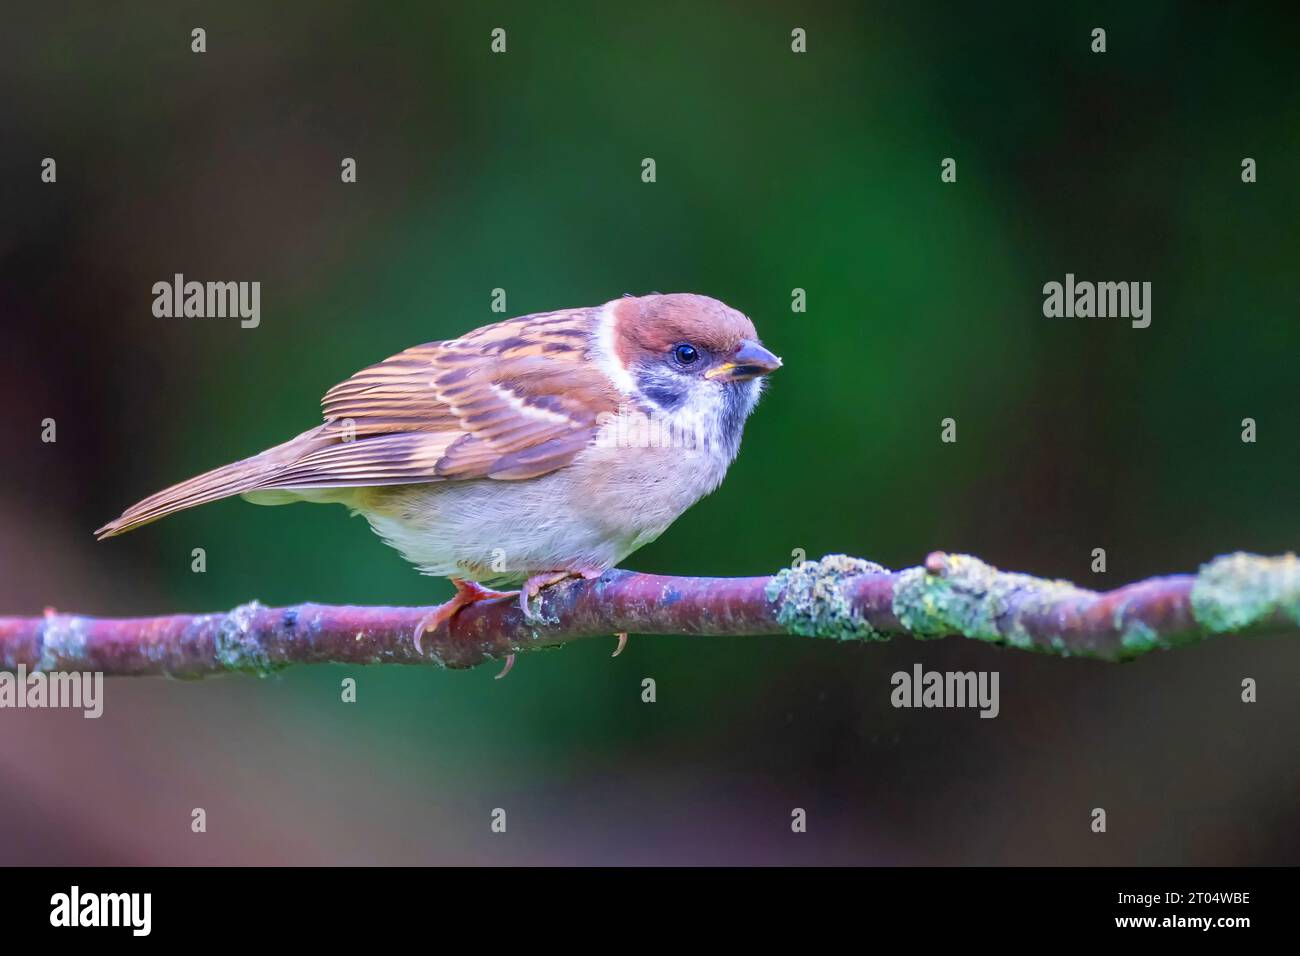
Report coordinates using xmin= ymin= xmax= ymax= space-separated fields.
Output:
xmin=0 ymin=551 xmax=1295 ymax=677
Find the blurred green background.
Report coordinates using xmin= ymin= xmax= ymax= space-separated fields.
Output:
xmin=1 ymin=1 xmax=1297 ymax=864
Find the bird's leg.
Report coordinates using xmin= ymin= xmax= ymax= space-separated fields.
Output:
xmin=413 ymin=578 xmax=516 ymax=655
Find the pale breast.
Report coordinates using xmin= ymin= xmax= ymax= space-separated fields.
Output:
xmin=351 ymin=418 xmax=735 ymax=585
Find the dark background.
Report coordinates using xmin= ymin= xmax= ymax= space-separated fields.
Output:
xmin=0 ymin=1 xmax=1296 ymax=864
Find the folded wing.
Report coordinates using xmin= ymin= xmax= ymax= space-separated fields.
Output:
xmin=96 ymin=307 xmax=621 ymax=537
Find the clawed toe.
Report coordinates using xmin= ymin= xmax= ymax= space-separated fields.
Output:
xmin=412 ymin=606 xmax=453 ymax=656
xmin=518 ymin=570 xmax=578 ymax=623
xmin=494 ymin=653 xmax=516 ymax=680
xmin=518 ymin=588 xmax=537 ymax=622
xmin=418 ymin=571 xmax=602 ymax=671
xmin=413 ymin=577 xmax=517 ymax=654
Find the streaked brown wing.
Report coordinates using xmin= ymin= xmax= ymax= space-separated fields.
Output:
xmin=261 ymin=307 xmax=620 ymax=490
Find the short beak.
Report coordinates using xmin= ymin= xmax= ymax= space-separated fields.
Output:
xmin=704 ymin=339 xmax=783 ymax=382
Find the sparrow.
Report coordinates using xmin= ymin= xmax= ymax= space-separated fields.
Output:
xmin=96 ymin=293 xmax=782 ymax=672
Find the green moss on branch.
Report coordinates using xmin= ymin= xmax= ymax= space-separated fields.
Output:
xmin=1192 ymin=552 xmax=1300 ymax=633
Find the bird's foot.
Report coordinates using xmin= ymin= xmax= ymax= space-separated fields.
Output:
xmin=413 ymin=578 xmax=517 ymax=655
xmin=518 ymin=568 xmax=602 ymax=624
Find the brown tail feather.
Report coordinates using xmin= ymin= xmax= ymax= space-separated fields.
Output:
xmin=95 ymin=427 xmax=328 ymax=539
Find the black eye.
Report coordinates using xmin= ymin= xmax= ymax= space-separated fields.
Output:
xmin=672 ymin=343 xmax=700 ymax=366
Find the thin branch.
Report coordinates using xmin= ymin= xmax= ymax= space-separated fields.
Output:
xmin=1 ymin=552 xmax=1296 ymax=677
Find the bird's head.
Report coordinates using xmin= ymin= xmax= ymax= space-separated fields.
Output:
xmin=602 ymin=294 xmax=782 ymax=441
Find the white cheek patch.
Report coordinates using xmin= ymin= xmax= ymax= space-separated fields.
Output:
xmin=680 ymin=377 xmax=725 ymax=419
xmin=652 ymin=379 xmax=728 ymax=451
xmin=593 ymin=300 xmax=638 ymax=396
